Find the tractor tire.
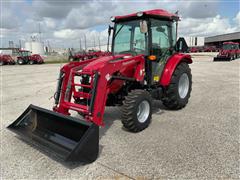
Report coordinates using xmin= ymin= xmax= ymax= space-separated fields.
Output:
xmin=121 ymin=89 xmax=152 ymax=132
xmin=0 ymin=61 xmax=4 ymax=66
xmin=29 ymin=60 xmax=34 ymax=65
xmin=17 ymin=59 xmax=24 ymax=65
xmin=163 ymin=62 xmax=192 ymax=110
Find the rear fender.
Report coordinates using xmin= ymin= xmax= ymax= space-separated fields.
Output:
xmin=160 ymin=53 xmax=192 ymax=86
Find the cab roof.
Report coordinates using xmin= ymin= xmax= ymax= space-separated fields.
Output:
xmin=114 ymin=9 xmax=179 ymax=22
xmin=223 ymin=42 xmax=238 ymax=45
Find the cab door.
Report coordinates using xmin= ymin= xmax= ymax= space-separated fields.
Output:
xmin=150 ymin=19 xmax=173 ymax=84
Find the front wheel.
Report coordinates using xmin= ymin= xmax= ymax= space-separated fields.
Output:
xmin=121 ymin=90 xmax=152 ymax=132
xmin=0 ymin=61 xmax=4 ymax=66
xmin=29 ymin=60 xmax=34 ymax=65
xmin=17 ymin=59 xmax=24 ymax=65
xmin=163 ymin=62 xmax=192 ymax=110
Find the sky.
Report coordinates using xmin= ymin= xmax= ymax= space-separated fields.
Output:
xmin=0 ymin=0 xmax=240 ymax=48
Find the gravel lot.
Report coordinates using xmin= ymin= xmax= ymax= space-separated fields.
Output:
xmin=1 ymin=54 xmax=239 ymax=179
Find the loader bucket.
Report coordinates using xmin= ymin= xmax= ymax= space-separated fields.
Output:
xmin=7 ymin=104 xmax=99 ymax=163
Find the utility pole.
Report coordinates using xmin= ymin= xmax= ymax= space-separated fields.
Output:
xmin=98 ymin=33 xmax=101 ymax=51
xmin=19 ymin=40 xmax=22 ymax=49
xmin=79 ymin=38 xmax=82 ymax=51
xmin=93 ymin=36 xmax=96 ymax=50
xmin=84 ymin=34 xmax=87 ymax=51
xmin=38 ymin=23 xmax=42 ymax=42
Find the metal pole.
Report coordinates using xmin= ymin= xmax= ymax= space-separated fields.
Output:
xmin=84 ymin=34 xmax=87 ymax=51
xmin=38 ymin=23 xmax=41 ymax=42
xmin=98 ymin=33 xmax=101 ymax=51
xmin=79 ymin=38 xmax=82 ymax=51
xmin=19 ymin=40 xmax=21 ymax=49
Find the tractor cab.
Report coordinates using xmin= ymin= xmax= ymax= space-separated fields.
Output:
xmin=110 ymin=9 xmax=182 ymax=84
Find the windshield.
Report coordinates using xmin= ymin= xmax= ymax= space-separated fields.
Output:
xmin=20 ymin=51 xmax=30 ymax=56
xmin=222 ymin=44 xmax=232 ymax=50
xmin=113 ymin=20 xmax=148 ymax=55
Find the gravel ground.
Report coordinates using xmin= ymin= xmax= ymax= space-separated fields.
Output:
xmin=1 ymin=54 xmax=239 ymax=179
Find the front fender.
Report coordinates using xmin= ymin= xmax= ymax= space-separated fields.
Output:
xmin=160 ymin=53 xmax=192 ymax=86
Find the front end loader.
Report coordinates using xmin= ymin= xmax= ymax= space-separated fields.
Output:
xmin=8 ymin=9 xmax=192 ymax=163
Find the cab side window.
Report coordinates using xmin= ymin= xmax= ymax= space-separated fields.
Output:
xmin=151 ymin=20 xmax=171 ymax=57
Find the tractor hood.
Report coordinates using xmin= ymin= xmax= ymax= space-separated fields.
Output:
xmin=83 ymin=54 xmax=132 ymax=71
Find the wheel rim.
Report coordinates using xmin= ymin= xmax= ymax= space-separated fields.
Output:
xmin=18 ymin=60 xmax=23 ymax=64
xmin=178 ymin=73 xmax=189 ymax=99
xmin=137 ymin=100 xmax=150 ymax=123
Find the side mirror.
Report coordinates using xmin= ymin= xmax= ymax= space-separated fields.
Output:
xmin=140 ymin=20 xmax=148 ymax=33
xmin=108 ymin=25 xmax=113 ymax=36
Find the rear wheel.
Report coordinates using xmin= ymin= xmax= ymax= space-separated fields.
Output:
xmin=163 ymin=62 xmax=192 ymax=110
xmin=0 ymin=61 xmax=4 ymax=66
xmin=29 ymin=60 xmax=34 ymax=65
xmin=121 ymin=90 xmax=152 ymax=132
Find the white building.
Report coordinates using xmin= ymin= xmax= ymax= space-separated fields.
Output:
xmin=25 ymin=41 xmax=45 ymax=55
xmin=183 ymin=37 xmax=204 ymax=47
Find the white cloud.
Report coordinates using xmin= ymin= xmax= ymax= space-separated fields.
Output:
xmin=234 ymin=11 xmax=240 ymax=28
xmin=179 ymin=14 xmax=238 ymax=37
xmin=43 ymin=18 xmax=57 ymax=29
xmin=1 ymin=0 xmax=239 ymax=48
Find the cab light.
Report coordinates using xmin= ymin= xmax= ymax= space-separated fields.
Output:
xmin=148 ymin=55 xmax=157 ymax=61
xmin=137 ymin=12 xmax=144 ymax=17
xmin=110 ymin=16 xmax=115 ymax=22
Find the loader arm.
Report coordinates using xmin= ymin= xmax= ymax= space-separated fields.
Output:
xmin=54 ymin=55 xmax=145 ymax=126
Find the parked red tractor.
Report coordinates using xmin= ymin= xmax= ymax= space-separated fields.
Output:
xmin=213 ymin=42 xmax=239 ymax=61
xmin=0 ymin=54 xmax=15 ymax=66
xmin=203 ymin=46 xmax=217 ymax=52
xmin=17 ymin=50 xmax=44 ymax=65
xmin=70 ymin=50 xmax=111 ymax=61
xmin=8 ymin=9 xmax=192 ymax=163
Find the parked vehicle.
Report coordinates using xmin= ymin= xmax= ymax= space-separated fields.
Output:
xmin=189 ymin=47 xmax=198 ymax=53
xmin=214 ymin=42 xmax=239 ymax=61
xmin=203 ymin=46 xmax=217 ymax=52
xmin=8 ymin=9 xmax=192 ymax=163
xmin=17 ymin=50 xmax=44 ymax=65
xmin=69 ymin=51 xmax=111 ymax=61
xmin=0 ymin=54 xmax=15 ymax=66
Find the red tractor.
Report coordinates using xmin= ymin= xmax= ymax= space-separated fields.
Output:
xmin=189 ymin=47 xmax=198 ymax=53
xmin=203 ymin=46 xmax=217 ymax=52
xmin=17 ymin=50 xmax=44 ymax=65
xmin=70 ymin=51 xmax=111 ymax=61
xmin=214 ymin=42 xmax=239 ymax=61
xmin=0 ymin=54 xmax=15 ymax=66
xmin=8 ymin=9 xmax=192 ymax=163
